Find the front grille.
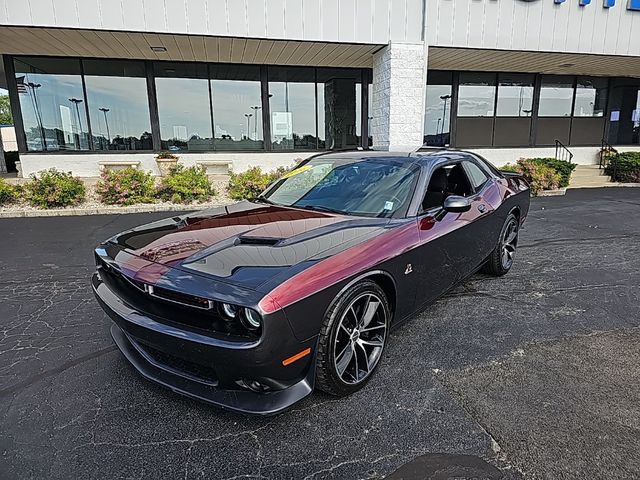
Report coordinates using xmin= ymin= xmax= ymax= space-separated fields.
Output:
xmin=148 ymin=285 xmax=214 ymax=310
xmin=97 ymin=260 xmax=259 ymax=341
xmin=136 ymin=341 xmax=219 ymax=386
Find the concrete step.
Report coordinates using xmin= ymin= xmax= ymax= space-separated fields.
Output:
xmin=569 ymin=165 xmax=612 ymax=187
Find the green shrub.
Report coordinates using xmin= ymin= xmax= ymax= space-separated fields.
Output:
xmin=96 ymin=167 xmax=156 ymax=206
xmin=227 ymin=166 xmax=285 ymax=200
xmin=501 ymin=159 xmax=561 ymax=195
xmin=25 ymin=169 xmax=86 ymax=208
xmin=529 ymin=158 xmax=576 ymax=188
xmin=0 ymin=178 xmax=21 ymax=205
xmin=155 ymin=151 xmax=179 ymax=160
xmin=157 ymin=164 xmax=214 ymax=203
xmin=605 ymin=151 xmax=640 ymax=183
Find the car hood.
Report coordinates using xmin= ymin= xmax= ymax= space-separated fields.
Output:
xmin=108 ymin=201 xmax=390 ymax=291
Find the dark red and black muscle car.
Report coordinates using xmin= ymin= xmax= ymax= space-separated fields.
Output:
xmin=92 ymin=149 xmax=530 ymax=414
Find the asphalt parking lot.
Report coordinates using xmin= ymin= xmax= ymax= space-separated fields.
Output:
xmin=1 ymin=187 xmax=639 ymax=479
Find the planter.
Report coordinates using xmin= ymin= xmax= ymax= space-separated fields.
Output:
xmin=155 ymin=158 xmax=179 ymax=177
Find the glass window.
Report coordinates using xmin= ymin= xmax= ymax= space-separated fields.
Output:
xmin=210 ymin=64 xmax=263 ymax=151
xmin=83 ymin=60 xmax=152 ymax=151
xmin=268 ymin=67 xmax=317 ymax=150
xmin=463 ymin=161 xmax=489 ymax=189
xmin=539 ymin=76 xmax=574 ymax=117
xmin=155 ymin=62 xmax=212 ymax=152
xmin=262 ymin=157 xmax=420 ymax=218
xmin=424 ymin=71 xmax=453 ymax=146
xmin=457 ymin=73 xmax=496 ymax=117
xmin=14 ymin=57 xmax=89 ymax=151
xmin=574 ymin=77 xmax=608 ymax=117
xmin=316 ymin=68 xmax=361 ymax=150
xmin=496 ymin=74 xmax=534 ymax=117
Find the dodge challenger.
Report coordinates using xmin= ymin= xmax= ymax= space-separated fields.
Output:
xmin=92 ymin=149 xmax=530 ymax=415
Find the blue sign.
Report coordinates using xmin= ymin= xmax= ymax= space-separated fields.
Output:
xmin=548 ymin=0 xmax=640 ymax=8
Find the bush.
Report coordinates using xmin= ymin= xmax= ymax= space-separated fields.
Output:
xmin=530 ymin=158 xmax=576 ymax=188
xmin=157 ymin=165 xmax=214 ymax=203
xmin=155 ymin=152 xmax=179 ymax=160
xmin=227 ymin=166 xmax=285 ymax=200
xmin=0 ymin=178 xmax=21 ymax=205
xmin=96 ymin=167 xmax=156 ymax=206
xmin=25 ymin=169 xmax=86 ymax=208
xmin=501 ymin=159 xmax=561 ymax=195
xmin=605 ymin=152 xmax=640 ymax=183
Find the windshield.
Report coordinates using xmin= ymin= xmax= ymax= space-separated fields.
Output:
xmin=260 ymin=157 xmax=419 ymax=218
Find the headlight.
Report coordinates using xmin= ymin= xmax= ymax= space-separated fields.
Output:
xmin=221 ymin=303 xmax=239 ymax=319
xmin=241 ymin=308 xmax=262 ymax=330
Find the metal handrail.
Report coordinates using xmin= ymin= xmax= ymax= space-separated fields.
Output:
xmin=554 ymin=139 xmax=574 ymax=163
xmin=599 ymin=139 xmax=617 ymax=170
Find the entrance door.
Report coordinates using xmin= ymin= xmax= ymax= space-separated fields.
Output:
xmin=608 ymin=82 xmax=640 ymax=146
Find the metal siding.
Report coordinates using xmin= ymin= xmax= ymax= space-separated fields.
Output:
xmin=185 ymin=0 xmax=209 ymax=35
xmin=123 ymin=0 xmax=146 ymax=31
xmin=164 ymin=0 xmax=188 ymax=34
xmin=285 ymin=0 xmax=304 ymax=39
xmin=389 ymin=0 xmax=406 ymax=41
xmin=355 ymin=0 xmax=373 ymax=43
xmin=143 ymin=0 xmax=166 ymax=32
xmin=322 ymin=0 xmax=339 ymax=41
xmin=338 ymin=0 xmax=356 ymax=42
xmin=429 ymin=0 xmax=640 ymax=57
xmin=29 ymin=0 xmax=56 ymax=26
xmin=99 ymin=0 xmax=123 ymax=31
xmin=266 ymin=0 xmax=286 ymax=38
xmin=228 ymin=0 xmax=248 ymax=37
xmin=372 ymin=0 xmax=390 ymax=43
xmin=302 ymin=0 xmax=322 ymax=40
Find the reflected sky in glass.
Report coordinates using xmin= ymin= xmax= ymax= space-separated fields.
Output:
xmin=211 ymin=79 xmax=263 ymax=150
xmin=424 ymin=84 xmax=452 ymax=140
xmin=270 ymin=81 xmax=316 ymax=149
xmin=85 ymin=76 xmax=152 ymax=150
xmin=15 ymin=72 xmax=89 ymax=151
xmin=156 ymin=77 xmax=212 ymax=151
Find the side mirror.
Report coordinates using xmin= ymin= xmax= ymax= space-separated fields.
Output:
xmin=443 ymin=195 xmax=471 ymax=213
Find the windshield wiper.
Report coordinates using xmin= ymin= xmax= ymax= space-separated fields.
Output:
xmin=297 ymin=204 xmax=347 ymax=215
xmin=254 ymin=195 xmax=279 ymax=206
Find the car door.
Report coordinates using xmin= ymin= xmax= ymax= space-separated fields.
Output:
xmin=412 ymin=160 xmax=495 ymax=309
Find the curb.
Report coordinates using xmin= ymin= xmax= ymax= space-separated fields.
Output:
xmin=567 ymin=183 xmax=640 ymax=190
xmin=537 ymin=188 xmax=567 ymax=197
xmin=0 ymin=203 xmax=228 ymax=218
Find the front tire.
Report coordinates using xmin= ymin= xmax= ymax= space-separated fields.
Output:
xmin=483 ymin=213 xmax=519 ymax=276
xmin=315 ymin=280 xmax=390 ymax=396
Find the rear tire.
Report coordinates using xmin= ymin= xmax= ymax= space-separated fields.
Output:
xmin=482 ymin=213 xmax=519 ymax=276
xmin=315 ymin=280 xmax=390 ymax=397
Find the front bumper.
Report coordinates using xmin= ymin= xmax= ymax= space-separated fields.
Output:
xmin=93 ymin=273 xmax=316 ymax=415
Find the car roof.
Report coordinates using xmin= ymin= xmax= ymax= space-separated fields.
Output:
xmin=307 ymin=148 xmax=474 ymax=167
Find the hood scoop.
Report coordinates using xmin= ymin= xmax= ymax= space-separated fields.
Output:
xmin=236 ymin=236 xmax=282 ymax=246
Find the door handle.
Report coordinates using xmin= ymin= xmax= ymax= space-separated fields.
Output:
xmin=477 ymin=204 xmax=486 ymax=213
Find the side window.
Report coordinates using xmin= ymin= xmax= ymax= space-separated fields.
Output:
xmin=463 ymin=161 xmax=489 ymax=191
xmin=421 ymin=162 xmax=475 ymax=211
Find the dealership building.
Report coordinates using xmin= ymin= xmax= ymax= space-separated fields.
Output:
xmin=0 ymin=0 xmax=639 ymax=177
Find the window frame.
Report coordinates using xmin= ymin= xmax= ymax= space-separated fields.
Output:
xmin=416 ymin=158 xmax=484 ymax=216
xmin=7 ymin=54 xmax=372 ymax=155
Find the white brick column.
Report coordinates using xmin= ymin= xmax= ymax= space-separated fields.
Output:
xmin=371 ymin=42 xmax=427 ymax=152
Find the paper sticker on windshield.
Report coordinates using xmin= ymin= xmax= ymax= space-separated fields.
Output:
xmin=282 ymin=165 xmax=312 ymax=179
xmin=384 ymin=201 xmax=394 ymax=211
